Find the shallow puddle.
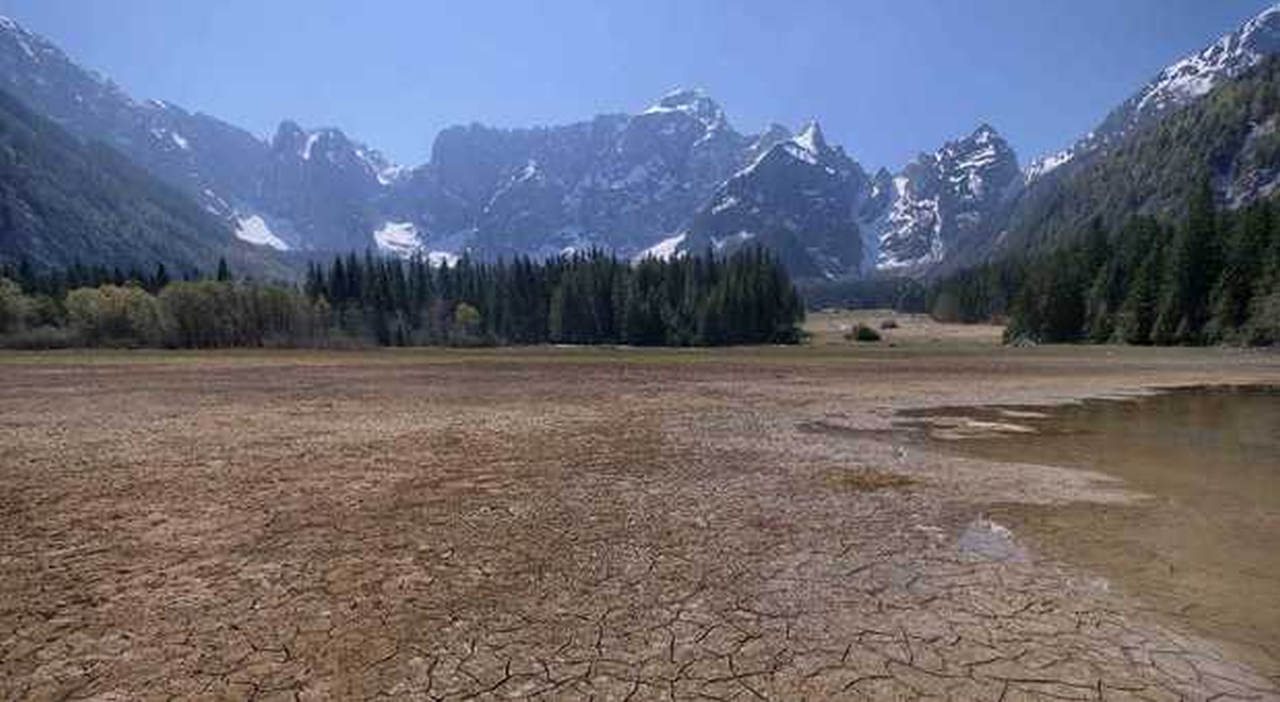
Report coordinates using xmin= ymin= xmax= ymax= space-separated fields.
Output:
xmin=901 ymin=385 xmax=1280 ymax=672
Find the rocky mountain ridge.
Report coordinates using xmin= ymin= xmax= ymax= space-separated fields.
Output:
xmin=2 ymin=5 xmax=1280 ymax=278
xmin=1024 ymin=3 xmax=1280 ymax=185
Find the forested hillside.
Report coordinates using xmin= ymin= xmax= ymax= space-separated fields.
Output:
xmin=1002 ymin=56 xmax=1280 ymax=255
xmin=0 ymin=248 xmax=804 ymax=348
xmin=931 ymin=183 xmax=1280 ymax=345
xmin=0 ymin=88 xmax=277 ymax=272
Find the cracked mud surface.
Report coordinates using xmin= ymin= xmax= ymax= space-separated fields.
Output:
xmin=1 ymin=346 xmax=1278 ymax=700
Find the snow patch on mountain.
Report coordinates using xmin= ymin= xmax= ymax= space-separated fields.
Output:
xmin=710 ymin=196 xmax=739 ymax=214
xmin=376 ymin=164 xmax=406 ymax=186
xmin=637 ymin=232 xmax=687 ymax=261
xmin=733 ymin=151 xmax=770 ymax=179
xmin=355 ymin=148 xmax=403 ymax=186
xmin=1025 ymin=149 xmax=1074 ymax=182
xmin=301 ymin=131 xmax=327 ymax=160
xmin=0 ymin=15 xmax=43 ymax=62
xmin=373 ymin=221 xmax=424 ymax=257
xmin=712 ymin=230 xmax=755 ymax=251
xmin=878 ymin=186 xmax=942 ymax=269
xmin=642 ymin=88 xmax=725 ymax=131
xmin=428 ymin=251 xmax=460 ymax=267
xmin=780 ymin=121 xmax=836 ymax=171
xmin=146 ymin=126 xmax=190 ymax=151
xmin=200 ymin=188 xmax=232 ymax=217
xmin=1025 ymin=3 xmax=1280 ymax=187
xmin=235 ymin=215 xmax=290 ymax=251
xmin=782 ymin=142 xmax=818 ymax=165
xmin=1134 ymin=4 xmax=1280 ymax=119
xmin=867 ymin=125 xmax=1019 ymax=272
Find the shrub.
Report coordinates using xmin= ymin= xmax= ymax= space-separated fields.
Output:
xmin=66 ymin=284 xmax=161 ymax=346
xmin=0 ymin=325 xmax=78 ymax=349
xmin=159 ymin=280 xmax=324 ymax=348
xmin=844 ymin=323 xmax=882 ymax=342
xmin=0 ymin=277 xmax=29 ymax=334
xmin=450 ymin=302 xmax=485 ymax=345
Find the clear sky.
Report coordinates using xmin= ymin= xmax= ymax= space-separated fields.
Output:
xmin=0 ymin=0 xmax=1271 ymax=171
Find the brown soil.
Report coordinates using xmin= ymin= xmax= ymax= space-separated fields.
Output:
xmin=1 ymin=343 xmax=1278 ymax=700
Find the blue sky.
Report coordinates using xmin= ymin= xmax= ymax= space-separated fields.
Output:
xmin=0 ymin=0 xmax=1271 ymax=171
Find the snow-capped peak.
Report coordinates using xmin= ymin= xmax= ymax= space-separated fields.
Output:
xmin=0 ymin=15 xmax=33 ymax=39
xmin=970 ymin=123 xmax=999 ymax=145
xmin=642 ymin=87 xmax=726 ymax=130
xmin=1027 ymin=3 xmax=1280 ymax=186
xmin=650 ymin=87 xmax=709 ymax=109
xmin=937 ymin=124 xmax=1013 ymax=170
xmin=1118 ymin=3 xmax=1280 ymax=134
xmin=767 ymin=121 xmax=833 ymax=167
xmin=792 ymin=120 xmax=827 ymax=155
xmin=0 ymin=14 xmax=62 ymax=65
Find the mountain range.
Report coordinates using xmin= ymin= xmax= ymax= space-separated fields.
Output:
xmin=0 ymin=85 xmax=238 ymax=271
xmin=0 ymin=6 xmax=1279 ymax=278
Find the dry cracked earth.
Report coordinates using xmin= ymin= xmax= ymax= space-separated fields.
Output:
xmin=1 ymin=343 xmax=1278 ymax=700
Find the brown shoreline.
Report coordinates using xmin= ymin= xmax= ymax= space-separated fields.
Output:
xmin=886 ymin=385 xmax=1280 ymax=680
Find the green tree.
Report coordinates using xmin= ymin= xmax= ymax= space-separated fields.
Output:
xmin=451 ymin=302 xmax=482 ymax=344
xmin=0 ymin=277 xmax=30 ymax=334
xmin=1208 ymin=202 xmax=1270 ymax=340
xmin=1153 ymin=181 xmax=1219 ymax=344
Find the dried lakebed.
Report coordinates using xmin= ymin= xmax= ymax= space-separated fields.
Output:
xmin=1 ymin=347 xmax=1278 ymax=700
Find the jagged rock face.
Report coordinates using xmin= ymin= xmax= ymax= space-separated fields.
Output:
xmin=856 ymin=168 xmax=896 ymax=270
xmin=256 ymin=121 xmax=397 ymax=250
xmin=863 ymin=125 xmax=1020 ymax=271
xmin=6 ymin=4 xmax=1279 ymax=277
xmin=0 ymin=15 xmax=951 ymax=276
xmin=680 ymin=123 xmax=869 ymax=278
xmin=418 ymin=122 xmax=546 ymax=238
xmin=392 ymin=89 xmax=753 ymax=258
xmin=1226 ymin=112 xmax=1280 ymax=207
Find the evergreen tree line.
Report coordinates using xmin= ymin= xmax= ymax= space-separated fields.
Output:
xmin=929 ymin=183 xmax=1280 ymax=345
xmin=0 ymin=258 xmax=228 ymax=297
xmin=303 ymin=247 xmax=803 ymax=346
xmin=0 ymin=248 xmax=804 ymax=348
